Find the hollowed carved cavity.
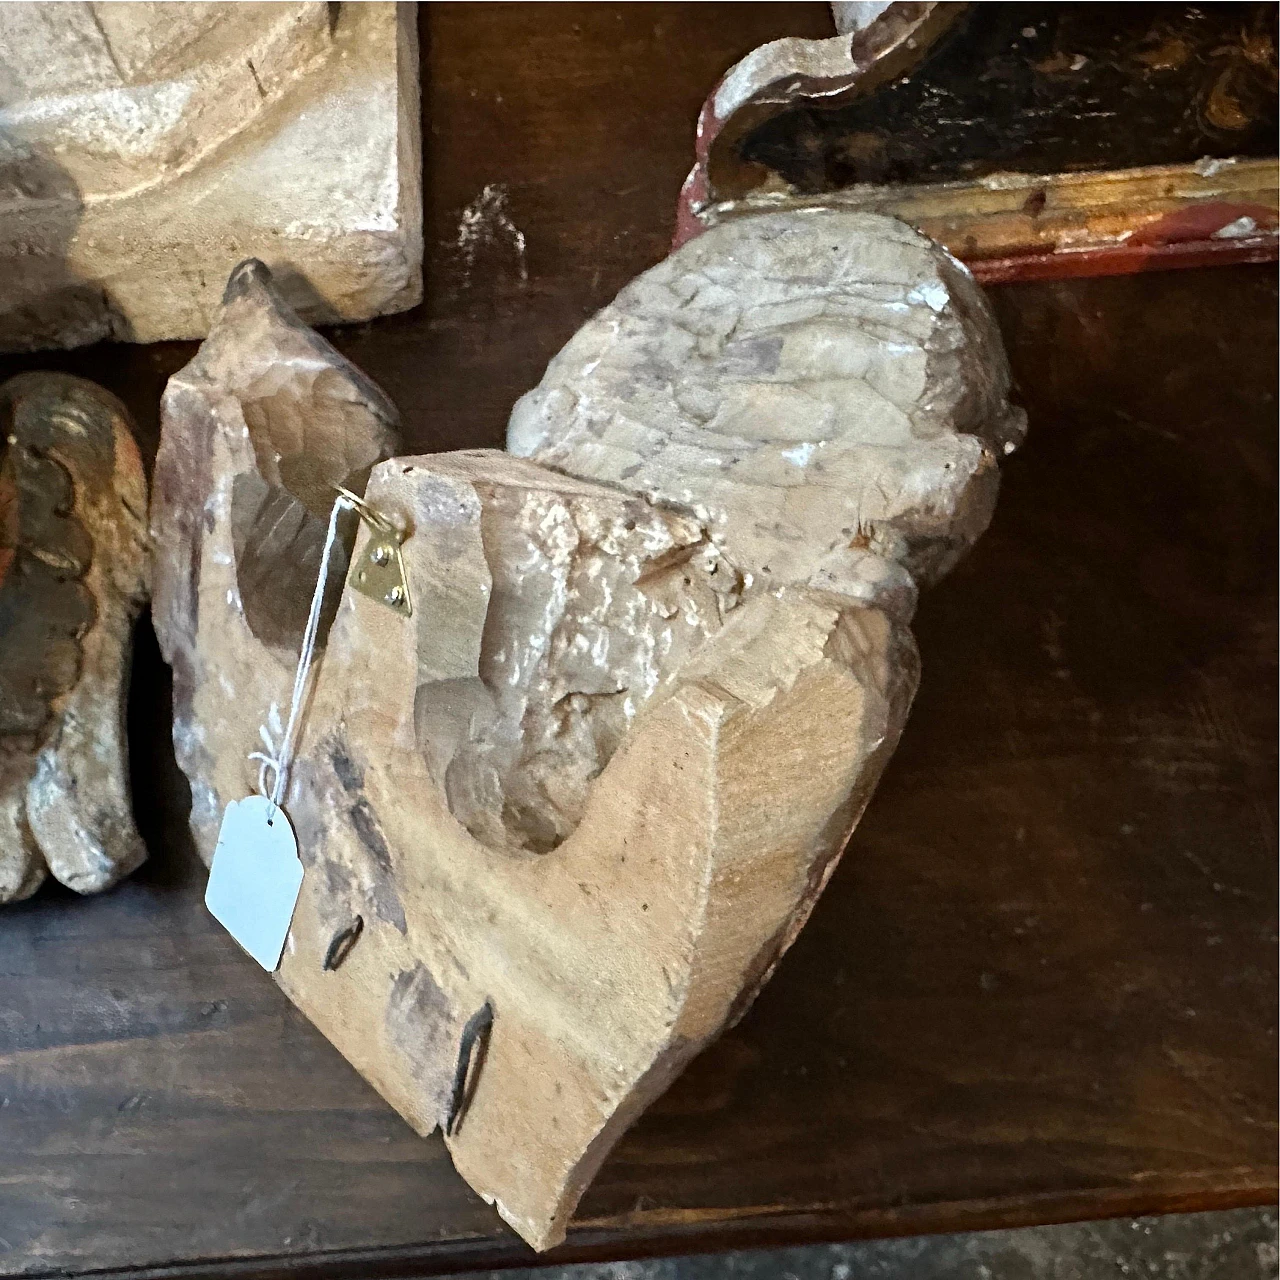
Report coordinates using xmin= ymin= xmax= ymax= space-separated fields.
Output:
xmin=211 ymin=260 xmax=399 ymax=654
xmin=414 ymin=478 xmax=743 ymax=855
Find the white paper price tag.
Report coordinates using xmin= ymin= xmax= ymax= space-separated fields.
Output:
xmin=205 ymin=795 xmax=304 ymax=972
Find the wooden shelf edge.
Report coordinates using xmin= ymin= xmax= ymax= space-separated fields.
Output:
xmin=682 ymin=158 xmax=1280 ymax=284
xmin=31 ymin=1174 xmax=1278 ymax=1280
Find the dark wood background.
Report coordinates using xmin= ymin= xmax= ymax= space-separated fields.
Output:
xmin=740 ymin=2 xmax=1280 ymax=191
xmin=0 ymin=6 xmax=1275 ymax=1278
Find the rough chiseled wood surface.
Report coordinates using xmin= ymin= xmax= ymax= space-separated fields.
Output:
xmin=510 ymin=210 xmax=1025 ymax=594
xmin=150 ymin=259 xmax=401 ymax=861
xmin=0 ymin=6 xmax=1273 ymax=1279
xmin=279 ymin=448 xmax=917 ymax=1250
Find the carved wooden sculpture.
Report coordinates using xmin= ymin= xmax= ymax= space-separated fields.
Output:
xmin=152 ymin=215 xmax=1024 ymax=1249
xmin=0 ymin=374 xmax=149 ymax=902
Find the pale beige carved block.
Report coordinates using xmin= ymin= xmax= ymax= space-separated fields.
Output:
xmin=0 ymin=2 xmax=421 ymax=351
xmin=279 ymin=450 xmax=916 ymax=1248
xmin=152 ymin=208 xmax=1023 ymax=1250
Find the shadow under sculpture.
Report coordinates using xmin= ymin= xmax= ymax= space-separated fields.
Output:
xmin=150 ymin=214 xmax=1025 ymax=1250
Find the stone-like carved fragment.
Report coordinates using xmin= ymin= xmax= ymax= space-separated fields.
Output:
xmin=153 ymin=212 xmax=1023 ymax=1251
xmin=0 ymin=2 xmax=421 ymax=351
xmin=0 ymin=374 xmax=149 ymax=902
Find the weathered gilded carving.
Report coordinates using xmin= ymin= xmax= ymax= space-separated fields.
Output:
xmin=0 ymin=374 xmax=150 ymax=902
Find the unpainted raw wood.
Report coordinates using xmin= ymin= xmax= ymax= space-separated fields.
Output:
xmin=511 ymin=209 xmax=1026 ymax=599
xmin=7 ymin=7 xmax=1274 ymax=1272
xmin=151 ymin=258 xmax=402 ymax=859
xmin=0 ymin=373 xmax=149 ymax=901
xmin=152 ymin=209 xmax=1022 ymax=1250
xmin=180 ymin=447 xmax=917 ymax=1251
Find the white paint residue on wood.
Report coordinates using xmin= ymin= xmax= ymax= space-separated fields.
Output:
xmin=455 ymin=183 xmax=528 ymax=282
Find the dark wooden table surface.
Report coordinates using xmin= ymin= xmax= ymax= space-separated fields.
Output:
xmin=1 ymin=6 xmax=1275 ymax=1278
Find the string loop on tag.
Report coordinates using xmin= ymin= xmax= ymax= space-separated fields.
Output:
xmin=248 ymin=490 xmax=354 ymax=817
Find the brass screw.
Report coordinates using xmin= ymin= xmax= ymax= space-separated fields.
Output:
xmin=386 ymin=584 xmax=406 ymax=607
xmin=371 ymin=543 xmax=392 ymax=566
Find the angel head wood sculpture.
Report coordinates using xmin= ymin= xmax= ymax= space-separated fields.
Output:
xmin=152 ymin=208 xmax=1024 ymax=1250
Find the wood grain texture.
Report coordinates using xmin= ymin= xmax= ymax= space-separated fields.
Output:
xmin=0 ymin=5 xmax=1274 ymax=1278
